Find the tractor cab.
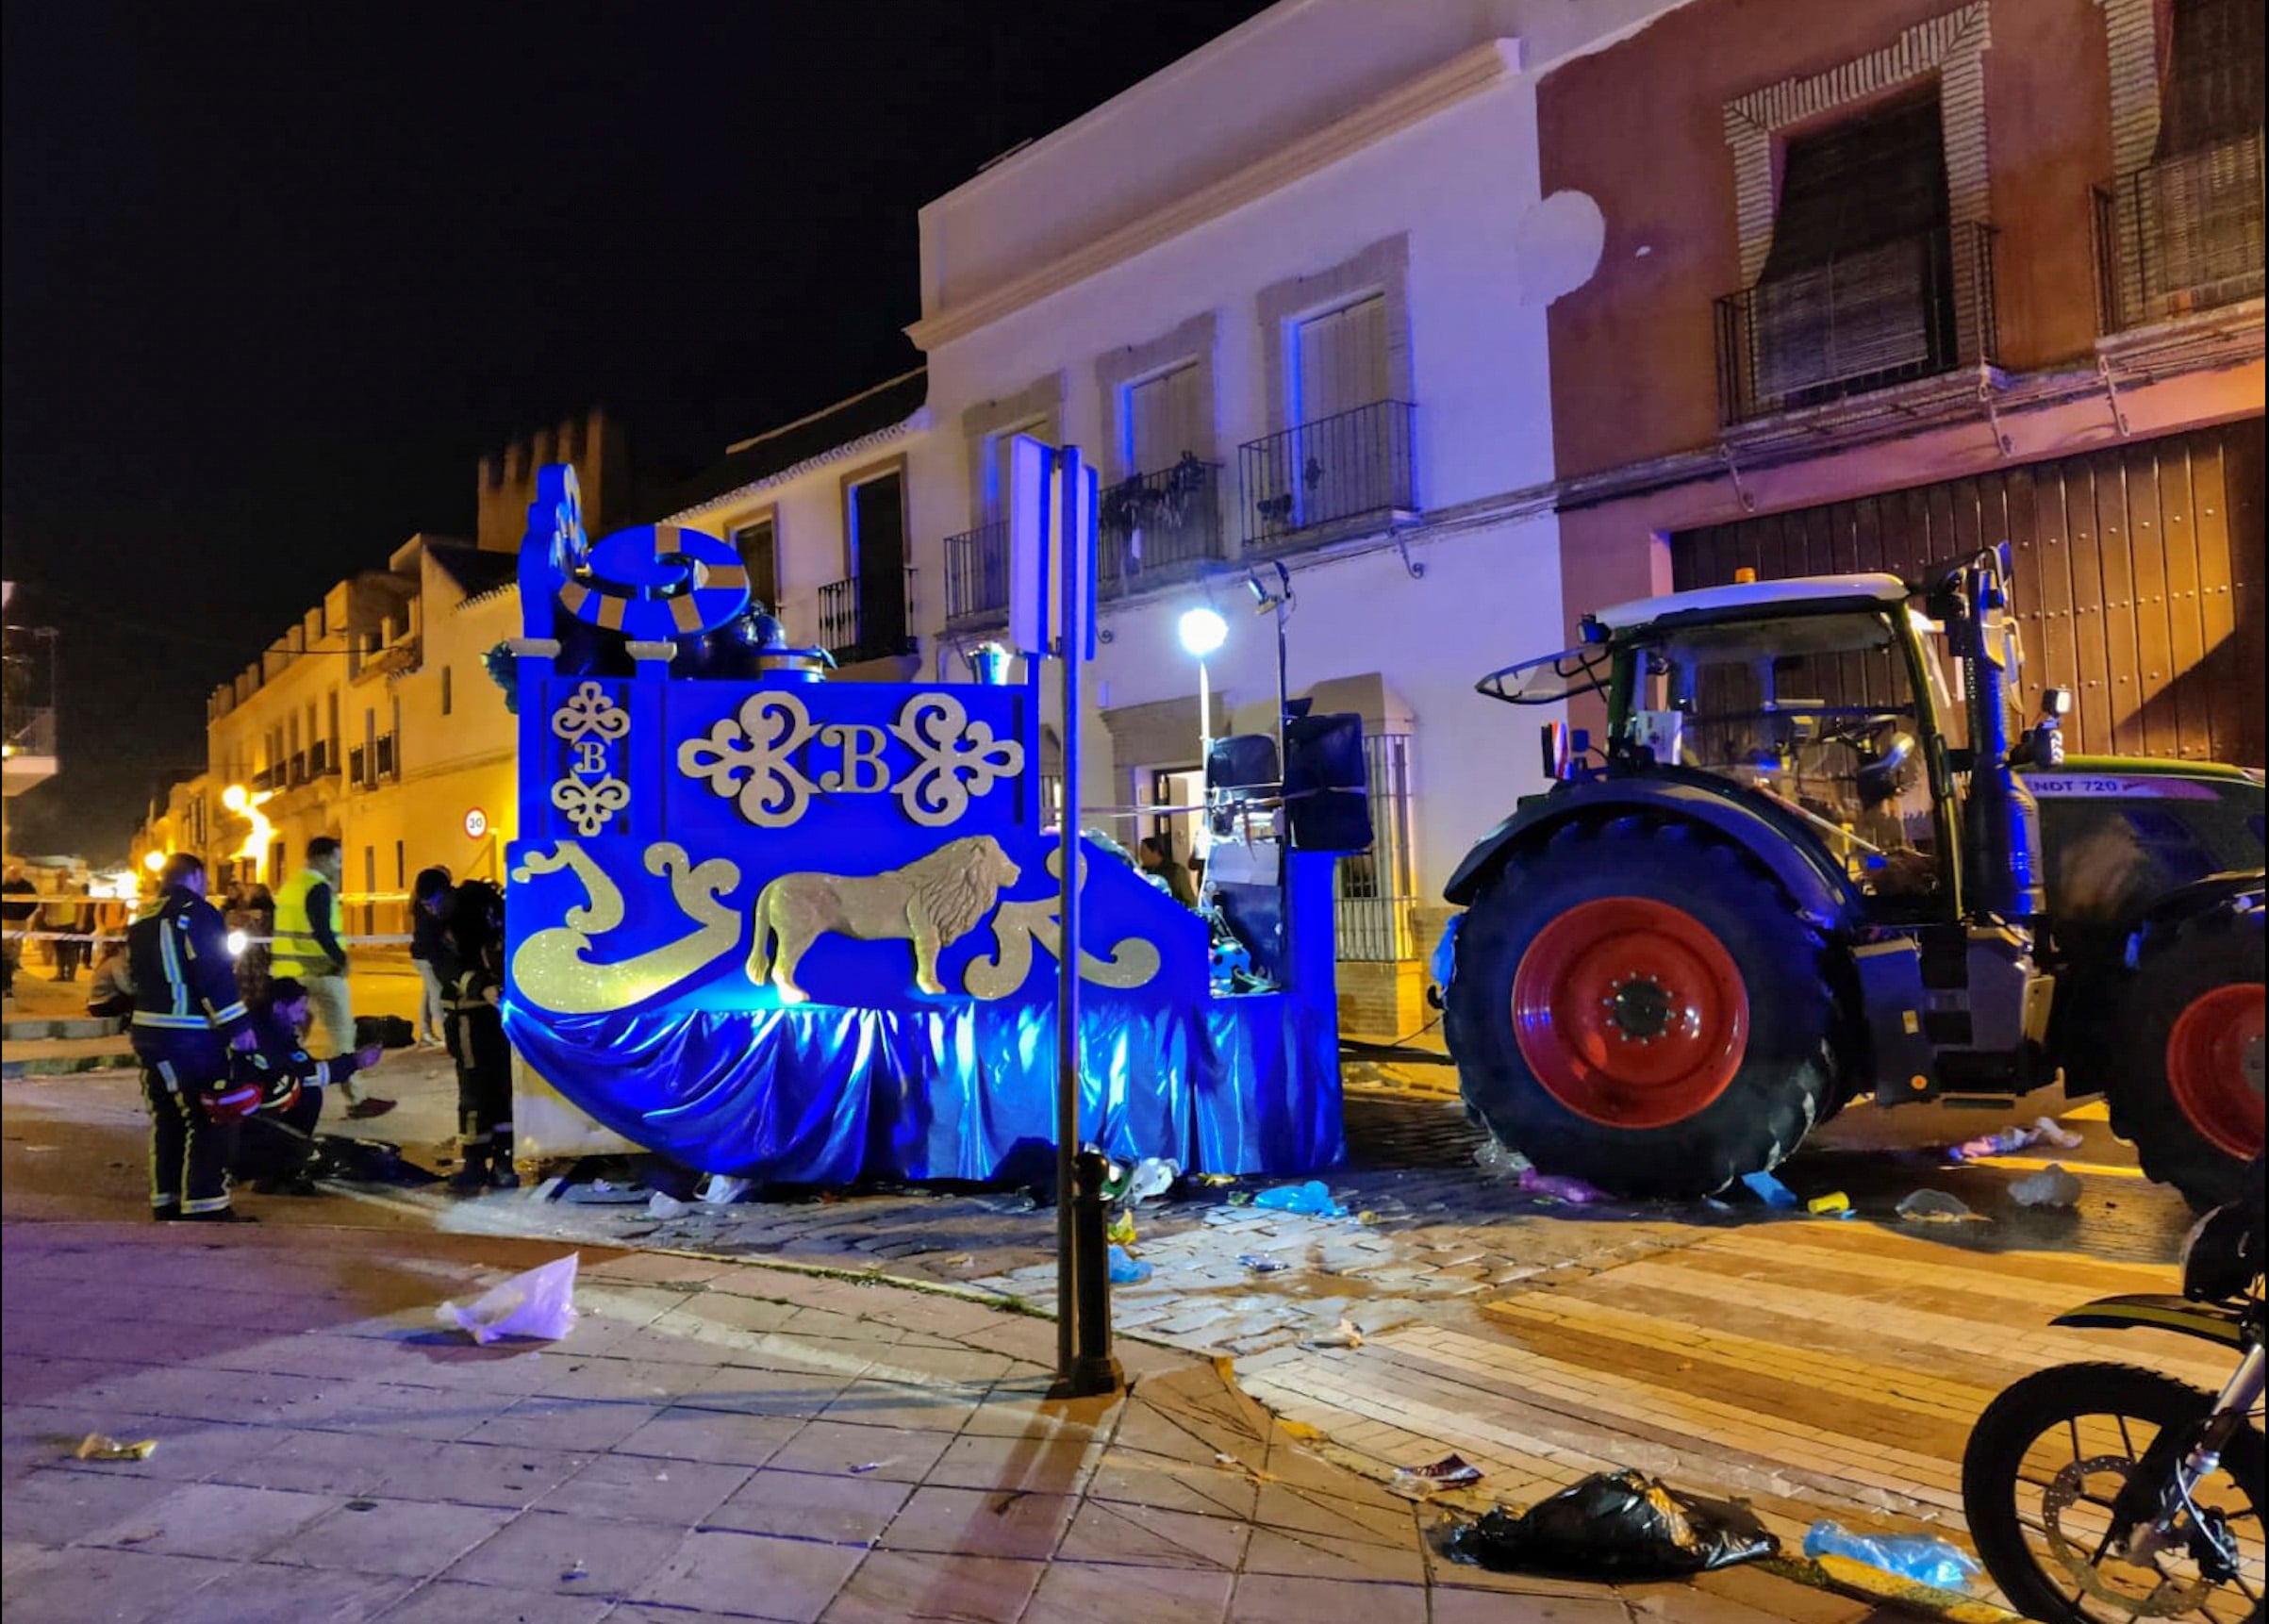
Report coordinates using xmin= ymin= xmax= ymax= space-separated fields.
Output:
xmin=1478 ymin=563 xmax=2051 ymax=925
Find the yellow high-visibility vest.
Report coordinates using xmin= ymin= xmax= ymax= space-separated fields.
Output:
xmin=272 ymin=869 xmax=338 ymax=979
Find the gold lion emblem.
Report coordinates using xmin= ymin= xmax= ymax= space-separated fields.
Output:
xmin=746 ymin=835 xmax=1023 ymax=1003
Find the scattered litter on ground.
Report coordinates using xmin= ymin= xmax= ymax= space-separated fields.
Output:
xmin=1106 ymin=1211 xmax=1137 ymax=1249
xmin=1896 ymin=1188 xmax=1983 ymax=1224
xmin=1518 ymin=1167 xmax=1609 ymax=1204
xmin=1444 ymin=1468 xmax=1779 ymax=1579
xmin=696 ymin=1173 xmax=752 ymax=1204
xmin=1111 ymin=1156 xmax=1179 ymax=1208
xmin=1195 ymin=1173 xmax=1237 ymax=1187
xmin=1741 ymin=1170 xmax=1799 ymax=1209
xmin=560 ymin=1559 xmax=588 ymax=1583
xmin=1106 ymin=1244 xmax=1151 ymax=1284
xmin=1948 ymin=1115 xmax=2084 ymax=1162
xmin=1253 ymin=1180 xmax=1346 ymax=1218
xmin=1393 ymin=1452 xmax=1483 ymax=1494
xmin=74 ymin=1433 xmax=157 ymax=1462
xmin=646 ymin=1191 xmax=688 ymax=1219
xmin=1475 ymin=1140 xmax=1531 ymax=1179
xmin=562 ymin=1180 xmax=648 ymax=1205
xmin=849 ymin=1461 xmax=894 ymax=1475
xmin=1805 ymin=1192 xmax=1852 ymax=1217
xmin=437 ymin=1253 xmax=581 ymax=1344
xmin=1226 ymin=1190 xmax=1253 ymax=1206
xmin=1300 ymin=1316 xmax=1365 ymax=1351
xmin=1803 ymin=1521 xmax=1983 ymax=1593
xmin=1238 ymin=1253 xmax=1289 ymax=1274
xmin=2008 ymin=1164 xmax=2083 ymax=1208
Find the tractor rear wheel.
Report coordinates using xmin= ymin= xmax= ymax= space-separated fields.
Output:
xmin=1446 ymin=816 xmax=1847 ymax=1199
xmin=2105 ymin=895 xmax=2264 ymax=1212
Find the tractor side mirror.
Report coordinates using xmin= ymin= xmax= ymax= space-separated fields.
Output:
xmin=1541 ymin=721 xmax=1571 ymax=782
xmin=2040 ymin=687 xmax=2073 ymax=719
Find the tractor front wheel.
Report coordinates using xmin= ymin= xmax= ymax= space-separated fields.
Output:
xmin=1447 ymin=816 xmax=1847 ymax=1200
xmin=2105 ymin=895 xmax=2264 ymax=1212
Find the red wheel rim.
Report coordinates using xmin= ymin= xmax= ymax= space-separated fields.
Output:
xmin=2166 ymin=983 xmax=2266 ymax=1160
xmin=1511 ymin=897 xmax=1749 ymax=1130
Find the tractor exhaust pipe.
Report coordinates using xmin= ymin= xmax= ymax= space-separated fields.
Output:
xmin=1938 ymin=547 xmax=2045 ymax=921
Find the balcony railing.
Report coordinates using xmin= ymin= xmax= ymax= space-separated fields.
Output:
xmin=2094 ymin=131 xmax=2265 ymax=333
xmin=373 ymin=734 xmax=398 ymax=782
xmin=347 ymin=744 xmax=367 ymax=787
xmin=817 ymin=569 xmax=919 ymax=666
xmin=252 ymin=766 xmax=277 ymax=792
xmin=1240 ymin=400 xmax=1416 ymax=550
xmin=2 ymin=704 xmax=56 ymax=760
xmin=944 ymin=521 xmax=1010 ymax=629
xmin=308 ymin=739 xmax=335 ymax=778
xmin=1100 ymin=456 xmax=1226 ymax=593
xmin=1714 ymin=221 xmax=1998 ymax=423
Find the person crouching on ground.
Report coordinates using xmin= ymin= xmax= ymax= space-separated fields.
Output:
xmin=441 ymin=882 xmax=517 ymax=1193
xmin=86 ymin=934 xmax=134 ymax=1025
xmin=129 ymin=853 xmax=260 ymax=1222
xmin=230 ymin=976 xmax=386 ymax=1196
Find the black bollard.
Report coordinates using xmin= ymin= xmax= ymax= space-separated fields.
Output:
xmin=1055 ymin=1147 xmax=1123 ymax=1399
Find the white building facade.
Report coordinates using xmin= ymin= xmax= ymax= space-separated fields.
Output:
xmin=893 ymin=0 xmax=1683 ymax=1033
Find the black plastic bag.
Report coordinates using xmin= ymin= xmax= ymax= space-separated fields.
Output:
xmin=1444 ymin=1469 xmax=1779 ymax=1581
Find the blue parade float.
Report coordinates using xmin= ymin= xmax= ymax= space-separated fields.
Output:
xmin=500 ymin=465 xmax=1348 ymax=1185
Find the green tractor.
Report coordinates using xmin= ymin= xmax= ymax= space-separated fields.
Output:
xmin=1440 ymin=548 xmax=2264 ymax=1211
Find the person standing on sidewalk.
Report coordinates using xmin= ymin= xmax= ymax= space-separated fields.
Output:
xmin=441 ymin=881 xmax=517 ymax=1193
xmin=1 ymin=861 xmax=37 ymax=998
xmin=272 ymin=837 xmax=392 ymax=1120
xmin=409 ymin=867 xmax=453 ymax=1050
xmin=130 ymin=853 xmax=261 ymax=1222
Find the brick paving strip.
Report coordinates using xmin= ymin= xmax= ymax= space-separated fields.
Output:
xmin=1 ymin=1213 xmax=1918 ymax=1624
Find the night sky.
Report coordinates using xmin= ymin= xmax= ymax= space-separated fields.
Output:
xmin=2 ymin=1 xmax=1272 ymax=861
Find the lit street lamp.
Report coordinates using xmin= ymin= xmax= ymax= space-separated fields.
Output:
xmin=1178 ymin=606 xmax=1228 ymax=759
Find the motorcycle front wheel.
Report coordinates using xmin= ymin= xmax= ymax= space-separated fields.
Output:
xmin=1963 ymin=1362 xmax=2265 ymax=1623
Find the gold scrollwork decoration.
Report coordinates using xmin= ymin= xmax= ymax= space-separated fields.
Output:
xmin=677 ymin=689 xmax=819 ymax=828
xmin=510 ymin=840 xmax=743 ymax=1015
xmin=963 ymin=847 xmax=1162 ymax=1000
xmin=551 ymin=680 xmax=630 ymax=743
xmin=890 ymin=691 xmax=1026 ymax=827
xmin=551 ymin=773 xmax=630 ymax=837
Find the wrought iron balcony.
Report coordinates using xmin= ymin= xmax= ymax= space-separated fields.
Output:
xmin=347 ymin=744 xmax=367 ymax=787
xmin=817 ymin=569 xmax=919 ymax=665
xmin=1714 ymin=221 xmax=1998 ymax=423
xmin=373 ymin=734 xmax=399 ymax=781
xmin=2094 ymin=131 xmax=2265 ymax=333
xmin=943 ymin=522 xmax=1010 ymax=629
xmin=1100 ymin=456 xmax=1225 ymax=594
xmin=308 ymin=739 xmax=336 ymax=778
xmin=1239 ymin=400 xmax=1416 ymax=550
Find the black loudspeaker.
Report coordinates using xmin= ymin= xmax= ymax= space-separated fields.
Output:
xmin=1206 ymin=733 xmax=1279 ymax=793
xmin=1284 ymin=713 xmax=1372 ymax=853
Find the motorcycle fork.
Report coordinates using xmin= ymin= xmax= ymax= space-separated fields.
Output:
xmin=2117 ymin=1342 xmax=2264 ymax=1570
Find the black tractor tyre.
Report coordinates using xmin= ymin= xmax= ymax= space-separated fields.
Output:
xmin=1962 ymin=1361 xmax=2264 ymax=1624
xmin=1445 ymin=816 xmax=1847 ymax=1200
xmin=2104 ymin=896 xmax=2264 ymax=1213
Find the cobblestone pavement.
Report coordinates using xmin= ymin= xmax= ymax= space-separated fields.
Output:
xmin=7 ymin=1060 xmax=2197 ymax=1617
xmin=2 ymin=1190 xmax=1900 ymax=1621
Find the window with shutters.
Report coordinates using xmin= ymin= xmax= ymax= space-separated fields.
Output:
xmin=823 ymin=468 xmax=911 ymax=663
xmin=2096 ymin=0 xmax=2264 ymax=328
xmin=730 ymin=513 xmax=780 ymax=613
xmin=1103 ymin=362 xmax=1224 ymax=585
xmin=1123 ymin=363 xmax=1205 ymax=477
xmin=1293 ymin=295 xmax=1390 ymax=424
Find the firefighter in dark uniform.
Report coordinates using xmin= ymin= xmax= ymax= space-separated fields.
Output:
xmin=130 ymin=853 xmax=260 ymax=1221
xmin=440 ymin=881 xmax=518 ymax=1193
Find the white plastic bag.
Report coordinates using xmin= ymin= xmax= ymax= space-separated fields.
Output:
xmin=437 ymin=1253 xmax=581 ymax=1345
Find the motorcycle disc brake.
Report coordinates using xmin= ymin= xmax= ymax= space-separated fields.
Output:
xmin=2043 ymin=1455 xmax=2214 ymax=1617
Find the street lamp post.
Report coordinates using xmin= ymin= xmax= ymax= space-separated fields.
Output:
xmin=1177 ymin=607 xmax=1229 ymax=872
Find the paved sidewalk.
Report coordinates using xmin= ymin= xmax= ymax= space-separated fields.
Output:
xmin=1 ymin=1214 xmax=1909 ymax=1624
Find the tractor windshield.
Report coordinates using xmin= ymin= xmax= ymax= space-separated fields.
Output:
xmin=1626 ymin=609 xmax=1941 ymax=897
